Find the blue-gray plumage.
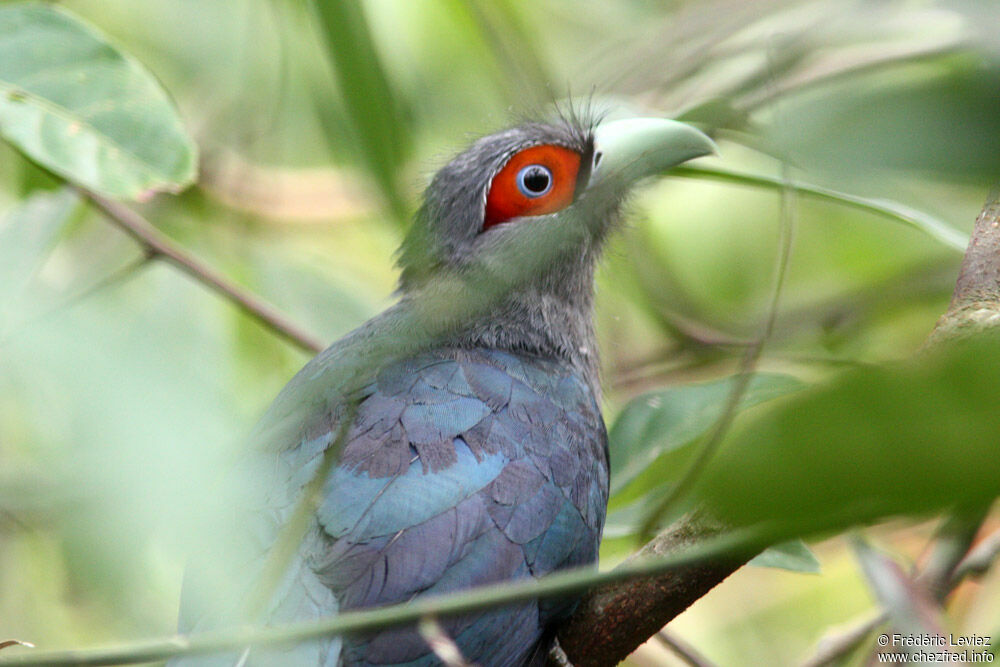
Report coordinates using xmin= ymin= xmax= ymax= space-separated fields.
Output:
xmin=313 ymin=348 xmax=608 ymax=665
xmin=171 ymin=114 xmax=715 ymax=666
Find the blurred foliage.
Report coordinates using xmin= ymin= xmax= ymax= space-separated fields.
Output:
xmin=697 ymin=333 xmax=1000 ymax=534
xmin=1 ymin=0 xmax=1000 ymax=665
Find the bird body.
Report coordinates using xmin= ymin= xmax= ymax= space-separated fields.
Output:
xmin=174 ymin=113 xmax=715 ymax=666
xmin=306 ymin=346 xmax=607 ymax=665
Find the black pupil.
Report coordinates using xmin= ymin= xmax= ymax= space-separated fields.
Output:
xmin=523 ymin=167 xmax=550 ymax=194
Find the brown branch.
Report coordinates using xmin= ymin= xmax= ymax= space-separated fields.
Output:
xmin=556 ymin=513 xmax=750 ymax=666
xmin=0 ymin=642 xmax=34 ymax=653
xmin=82 ymin=191 xmax=325 ymax=354
xmin=948 ymin=190 xmax=1000 ymax=309
xmin=655 ymin=629 xmax=718 ymax=667
xmin=926 ymin=188 xmax=1000 ymax=345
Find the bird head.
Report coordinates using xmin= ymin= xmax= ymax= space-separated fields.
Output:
xmin=397 ymin=115 xmax=716 ymax=290
xmin=254 ymin=115 xmax=715 ymax=448
xmin=391 ymin=113 xmax=716 ymax=384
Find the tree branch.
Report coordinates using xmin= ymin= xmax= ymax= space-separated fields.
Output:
xmin=417 ymin=617 xmax=473 ymax=667
xmin=82 ymin=191 xmax=325 ymax=354
xmin=556 ymin=513 xmax=749 ymax=666
xmin=926 ymin=188 xmax=1000 ymax=345
xmin=948 ymin=189 xmax=1000 ymax=308
xmin=656 ymin=628 xmax=718 ymax=667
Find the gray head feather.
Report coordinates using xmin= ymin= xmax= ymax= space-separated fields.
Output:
xmin=397 ymin=119 xmax=595 ymax=289
xmin=395 ymin=115 xmax=623 ymax=395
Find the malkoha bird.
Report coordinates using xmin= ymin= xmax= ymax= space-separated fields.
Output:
xmin=173 ymin=113 xmax=715 ymax=666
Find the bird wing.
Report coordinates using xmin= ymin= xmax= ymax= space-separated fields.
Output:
xmin=173 ymin=344 xmax=607 ymax=667
xmin=296 ymin=348 xmax=608 ymax=665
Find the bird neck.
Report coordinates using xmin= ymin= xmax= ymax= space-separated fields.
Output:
xmin=448 ymin=259 xmax=602 ymax=399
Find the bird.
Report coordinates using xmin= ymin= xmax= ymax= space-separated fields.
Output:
xmin=172 ymin=112 xmax=715 ymax=666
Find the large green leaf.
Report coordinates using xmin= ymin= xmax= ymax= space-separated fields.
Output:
xmin=0 ymin=4 xmax=197 ymax=199
xmin=696 ymin=333 xmax=1000 ymax=537
xmin=609 ymin=373 xmax=805 ymax=506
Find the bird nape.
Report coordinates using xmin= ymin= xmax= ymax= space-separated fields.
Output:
xmin=171 ymin=113 xmax=715 ymax=666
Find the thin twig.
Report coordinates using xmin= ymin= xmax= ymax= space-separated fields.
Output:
xmin=0 ymin=523 xmax=772 ymax=666
xmin=671 ymin=164 xmax=967 ymax=252
xmin=3 ymin=255 xmax=153 ymax=341
xmin=638 ymin=161 xmax=797 ymax=537
xmin=417 ymin=616 xmax=474 ymax=667
xmin=0 ymin=643 xmax=33 ymax=653
xmin=655 ymin=629 xmax=717 ymax=667
xmin=82 ymin=190 xmax=324 ymax=354
xmin=799 ymin=611 xmax=887 ymax=667
xmin=916 ymin=510 xmax=989 ymax=602
xmin=952 ymin=526 xmax=1000 ymax=585
xmin=801 ymin=514 xmax=995 ymax=667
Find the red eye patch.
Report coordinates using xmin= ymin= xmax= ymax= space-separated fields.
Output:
xmin=483 ymin=144 xmax=582 ymax=230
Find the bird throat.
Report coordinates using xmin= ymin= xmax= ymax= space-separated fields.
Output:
xmin=450 ymin=255 xmax=601 ymax=399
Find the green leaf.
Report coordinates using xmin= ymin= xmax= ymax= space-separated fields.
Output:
xmin=0 ymin=4 xmax=197 ymax=199
xmin=749 ymin=539 xmax=821 ymax=573
xmin=696 ymin=333 xmax=1000 ymax=538
xmin=309 ymin=0 xmax=410 ymax=221
xmin=0 ymin=187 xmax=78 ymax=327
xmin=609 ymin=373 xmax=805 ymax=505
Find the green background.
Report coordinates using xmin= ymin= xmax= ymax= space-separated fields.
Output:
xmin=1 ymin=1 xmax=999 ymax=664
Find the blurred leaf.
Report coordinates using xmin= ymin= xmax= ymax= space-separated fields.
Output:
xmin=0 ymin=187 xmax=77 ymax=327
xmin=749 ymin=539 xmax=821 ymax=573
xmin=461 ymin=0 xmax=551 ymax=104
xmin=602 ymin=500 xmax=646 ymax=540
xmin=672 ymin=163 xmax=968 ymax=252
xmin=0 ymin=3 xmax=197 ymax=199
xmin=0 ymin=261 xmax=243 ymax=634
xmin=696 ymin=333 xmax=1000 ymax=537
xmin=610 ymin=373 xmax=804 ymax=505
xmin=621 ymin=0 xmax=968 ymax=127
xmin=308 ymin=0 xmax=410 ymax=221
xmin=763 ymin=59 xmax=1000 ymax=183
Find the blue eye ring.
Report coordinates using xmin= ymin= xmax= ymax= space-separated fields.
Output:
xmin=516 ymin=164 xmax=553 ymax=198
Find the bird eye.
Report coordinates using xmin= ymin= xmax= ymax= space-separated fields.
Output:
xmin=483 ymin=144 xmax=582 ymax=230
xmin=516 ymin=165 xmax=553 ymax=198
